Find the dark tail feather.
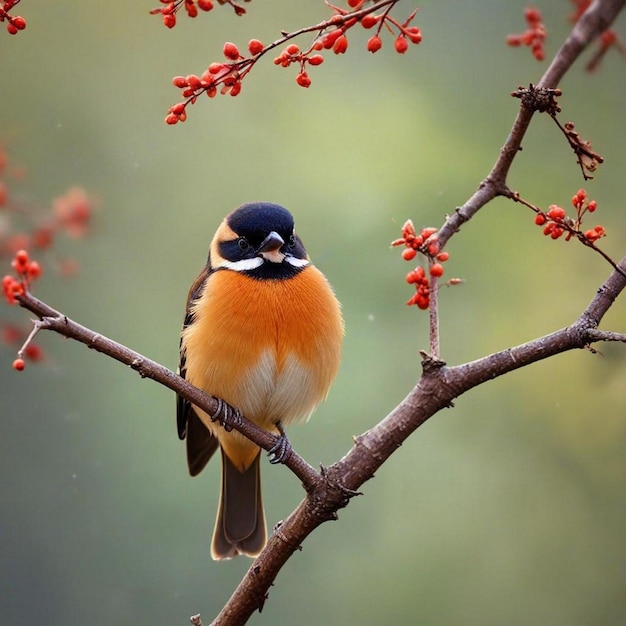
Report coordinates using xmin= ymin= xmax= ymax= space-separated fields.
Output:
xmin=211 ymin=450 xmax=266 ymax=560
xmin=185 ymin=410 xmax=219 ymax=477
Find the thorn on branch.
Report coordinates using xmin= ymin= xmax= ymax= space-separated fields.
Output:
xmin=419 ymin=350 xmax=446 ymax=373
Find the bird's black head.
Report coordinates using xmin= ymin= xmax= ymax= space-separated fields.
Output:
xmin=209 ymin=202 xmax=309 ymax=278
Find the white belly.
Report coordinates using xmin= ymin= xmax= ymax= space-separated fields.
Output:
xmin=237 ymin=349 xmax=325 ymax=428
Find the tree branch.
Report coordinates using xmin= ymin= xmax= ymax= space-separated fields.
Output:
xmin=438 ymin=0 xmax=626 ymax=249
xmin=14 ymin=291 xmax=322 ymax=491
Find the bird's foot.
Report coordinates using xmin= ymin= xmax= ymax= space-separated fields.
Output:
xmin=211 ymin=397 xmax=242 ymax=433
xmin=268 ymin=421 xmax=292 ymax=464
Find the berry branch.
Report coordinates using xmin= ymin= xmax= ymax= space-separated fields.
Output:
xmin=511 ymin=189 xmax=626 ymax=278
xmin=151 ymin=0 xmax=249 ymax=27
xmin=165 ymin=0 xmax=422 ymax=124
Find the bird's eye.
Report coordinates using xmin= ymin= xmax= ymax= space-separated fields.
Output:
xmin=237 ymin=237 xmax=249 ymax=250
xmin=288 ymin=235 xmax=296 ymax=249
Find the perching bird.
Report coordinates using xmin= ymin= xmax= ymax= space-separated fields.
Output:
xmin=177 ymin=202 xmax=343 ymax=559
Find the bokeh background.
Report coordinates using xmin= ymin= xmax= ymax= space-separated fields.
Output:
xmin=1 ymin=2 xmax=625 ymax=625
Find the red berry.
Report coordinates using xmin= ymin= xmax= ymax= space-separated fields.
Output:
xmin=436 ymin=252 xmax=450 ymax=262
xmin=367 ymin=35 xmax=382 ymax=53
xmin=333 ymin=35 xmax=349 ymax=54
xmin=427 ymin=241 xmax=439 ymax=256
xmin=11 ymin=16 xmax=26 ymax=30
xmin=429 ymin=262 xmax=444 ymax=278
xmin=198 ymin=0 xmax=214 ymax=10
xmin=208 ymin=63 xmax=226 ymax=75
xmin=394 ymin=36 xmax=408 ymax=54
xmin=524 ymin=7 xmax=542 ymax=25
xmin=162 ymin=13 xmax=176 ymax=28
xmin=7 ymin=23 xmax=18 ymax=35
xmin=170 ymin=102 xmax=186 ymax=115
xmin=547 ymin=205 xmax=566 ymax=221
xmin=420 ymin=227 xmax=437 ymax=238
xmin=12 ymin=358 xmax=25 ymax=371
xmin=416 ymin=295 xmax=429 ymax=310
xmin=24 ymin=344 xmax=43 ymax=361
xmin=534 ymin=213 xmax=547 ymax=225
xmin=12 ymin=249 xmax=29 ymax=274
xmin=223 ymin=42 xmax=240 ymax=61
xmin=186 ymin=74 xmax=202 ymax=90
xmin=172 ymin=76 xmax=189 ymax=88
xmin=307 ymin=54 xmax=324 ymax=66
xmin=27 ymin=261 xmax=42 ymax=280
xmin=586 ymin=200 xmax=597 ymax=213
xmin=322 ymin=29 xmax=344 ymax=49
xmin=506 ymin=34 xmax=523 ymax=47
xmin=361 ymin=15 xmax=379 ymax=29
xmin=402 ymin=248 xmax=417 ymax=261
xmin=248 ymin=39 xmax=264 ymax=55
xmin=405 ymin=27 xmax=422 ymax=44
xmin=296 ymin=71 xmax=311 ymax=88
xmin=286 ymin=44 xmax=300 ymax=55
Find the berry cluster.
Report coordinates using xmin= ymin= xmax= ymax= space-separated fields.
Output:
xmin=165 ymin=0 xmax=420 ymax=124
xmin=533 ymin=189 xmax=605 ymax=243
xmin=0 ymin=0 xmax=26 ymax=35
xmin=3 ymin=249 xmax=40 ymax=305
xmin=506 ymin=7 xmax=546 ymax=61
xmin=150 ymin=0 xmax=216 ymax=29
xmin=3 ymin=250 xmax=42 ymax=371
xmin=391 ymin=220 xmax=450 ymax=310
xmin=1 ymin=147 xmax=94 ymax=369
xmin=150 ymin=0 xmax=251 ymax=27
xmin=507 ymin=3 xmax=625 ymax=71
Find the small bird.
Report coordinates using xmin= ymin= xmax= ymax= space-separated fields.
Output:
xmin=177 ymin=202 xmax=343 ymax=559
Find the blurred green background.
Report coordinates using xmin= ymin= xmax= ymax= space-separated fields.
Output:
xmin=1 ymin=2 xmax=625 ymax=625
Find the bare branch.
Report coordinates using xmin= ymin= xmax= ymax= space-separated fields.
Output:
xmin=14 ymin=291 xmax=322 ymax=491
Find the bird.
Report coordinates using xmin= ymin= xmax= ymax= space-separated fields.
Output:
xmin=177 ymin=201 xmax=343 ymax=560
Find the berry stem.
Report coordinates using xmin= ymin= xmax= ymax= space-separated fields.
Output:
xmin=428 ymin=272 xmax=440 ymax=359
xmin=16 ymin=316 xmax=47 ymax=360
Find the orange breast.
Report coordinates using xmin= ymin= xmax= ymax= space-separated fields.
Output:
xmin=182 ymin=266 xmax=343 ymax=435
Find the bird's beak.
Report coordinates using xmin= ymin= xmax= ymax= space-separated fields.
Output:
xmin=258 ymin=231 xmax=284 ymax=253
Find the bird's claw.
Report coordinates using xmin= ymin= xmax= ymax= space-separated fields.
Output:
xmin=268 ymin=421 xmax=292 ymax=464
xmin=211 ymin=397 xmax=241 ymax=432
